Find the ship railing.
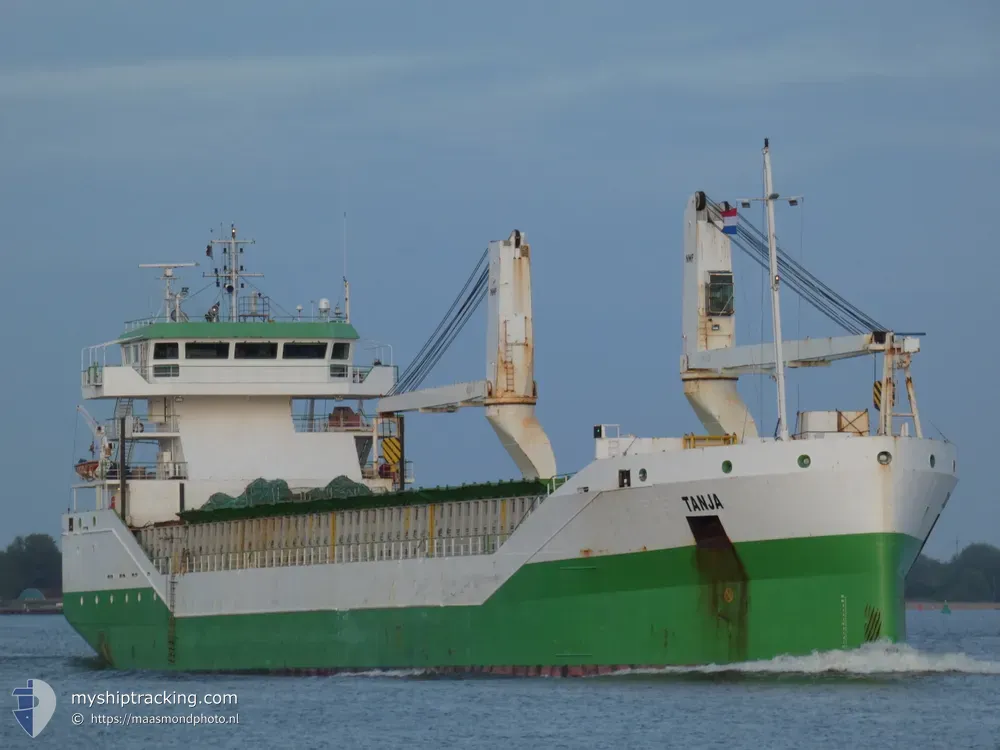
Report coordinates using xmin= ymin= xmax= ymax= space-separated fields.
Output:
xmin=106 ymin=415 xmax=180 ymax=438
xmin=105 ymin=462 xmax=188 ymax=481
xmin=147 ymin=533 xmax=526 ymax=575
xmin=81 ymin=338 xmax=125 ymax=371
xmin=360 ymin=459 xmax=415 ymax=483
xmin=70 ymin=483 xmax=111 ymax=512
xmin=123 ymin=318 xmax=158 ymax=332
xmin=293 ymin=413 xmax=373 ymax=433
xmin=546 ymin=473 xmax=575 ymax=494
xmin=123 ymin=314 xmax=356 ymax=329
xmin=81 ymin=340 xmax=118 ymax=387
xmin=131 ymin=363 xmax=389 ymax=385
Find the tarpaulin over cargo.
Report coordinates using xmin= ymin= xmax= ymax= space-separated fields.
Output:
xmin=178 ymin=477 xmax=552 ymax=524
xmin=198 ymin=476 xmax=372 ymax=513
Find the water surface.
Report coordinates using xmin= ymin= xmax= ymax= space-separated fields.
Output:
xmin=1 ymin=610 xmax=997 ymax=748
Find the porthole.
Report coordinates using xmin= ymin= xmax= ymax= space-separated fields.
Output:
xmin=125 ymin=593 xmax=129 ymax=604
xmin=79 ymin=596 xmax=84 ymax=606
xmin=152 ymin=592 xmax=157 ymax=601
xmin=929 ymin=455 xmax=936 ymax=468
xmin=94 ymin=595 xmax=99 ymax=605
xmin=722 ymin=460 xmax=733 ymax=474
xmin=797 ymin=455 xmax=811 ymax=469
xmin=877 ymin=451 xmax=892 ymax=465
xmin=110 ymin=594 xmax=114 ymax=604
xmin=137 ymin=592 xmax=142 ymax=603
xmin=638 ymin=468 xmax=647 ymax=482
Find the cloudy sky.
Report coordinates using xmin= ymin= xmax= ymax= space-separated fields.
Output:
xmin=1 ymin=0 xmax=997 ymax=559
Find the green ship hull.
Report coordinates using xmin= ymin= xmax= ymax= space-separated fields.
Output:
xmin=63 ymin=531 xmax=919 ymax=671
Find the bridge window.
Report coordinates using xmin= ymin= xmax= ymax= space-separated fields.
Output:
xmin=153 ymin=364 xmax=179 ymax=378
xmin=185 ymin=342 xmax=230 ymax=359
xmin=153 ymin=342 xmax=179 ymax=360
xmin=707 ymin=272 xmax=734 ymax=316
xmin=331 ymin=342 xmax=351 ymax=360
xmin=122 ymin=344 xmax=139 ymax=365
xmin=283 ymin=342 xmax=329 ymax=359
xmin=235 ymin=342 xmax=278 ymax=359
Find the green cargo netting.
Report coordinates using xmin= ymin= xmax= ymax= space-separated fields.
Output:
xmin=199 ymin=475 xmax=372 ymax=512
xmin=179 ymin=477 xmax=552 ymax=524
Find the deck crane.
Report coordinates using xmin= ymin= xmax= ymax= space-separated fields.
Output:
xmin=681 ymin=184 xmax=923 ymax=440
xmin=377 ymin=230 xmax=557 ymax=480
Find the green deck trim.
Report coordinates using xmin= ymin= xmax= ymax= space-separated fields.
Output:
xmin=64 ymin=531 xmax=920 ymax=670
xmin=119 ymin=321 xmax=360 ymax=342
xmin=177 ymin=478 xmax=551 ymax=524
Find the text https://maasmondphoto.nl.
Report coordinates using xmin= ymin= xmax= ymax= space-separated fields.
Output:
xmin=11 ymin=680 xmax=241 ymax=737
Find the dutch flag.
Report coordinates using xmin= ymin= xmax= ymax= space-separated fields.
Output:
xmin=721 ymin=207 xmax=738 ymax=235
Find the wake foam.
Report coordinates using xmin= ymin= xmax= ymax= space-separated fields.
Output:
xmin=289 ymin=642 xmax=1000 ymax=679
xmin=340 ymin=669 xmax=431 ymax=678
xmin=605 ymin=641 xmax=1000 ymax=677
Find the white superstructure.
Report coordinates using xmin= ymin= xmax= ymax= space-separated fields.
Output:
xmin=73 ymin=226 xmax=556 ymax=527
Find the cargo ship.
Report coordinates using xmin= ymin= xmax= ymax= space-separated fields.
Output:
xmin=62 ymin=142 xmax=957 ymax=672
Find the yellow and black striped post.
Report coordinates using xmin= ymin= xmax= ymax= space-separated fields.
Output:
xmin=873 ymin=380 xmax=896 ymax=412
xmin=382 ymin=436 xmax=401 ymax=466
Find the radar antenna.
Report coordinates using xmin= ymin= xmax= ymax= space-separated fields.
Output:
xmin=138 ymin=263 xmax=198 ymax=323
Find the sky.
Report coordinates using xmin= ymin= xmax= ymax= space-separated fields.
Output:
xmin=0 ymin=0 xmax=997 ymax=560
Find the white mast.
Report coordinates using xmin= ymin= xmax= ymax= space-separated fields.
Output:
xmin=138 ymin=263 xmax=197 ymax=322
xmin=737 ymin=140 xmax=800 ymax=439
xmin=205 ymin=224 xmax=261 ymax=321
xmin=343 ymin=211 xmax=350 ymax=323
xmin=762 ymin=139 xmax=790 ymax=441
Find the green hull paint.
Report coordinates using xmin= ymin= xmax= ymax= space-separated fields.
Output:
xmin=63 ymin=532 xmax=920 ymax=671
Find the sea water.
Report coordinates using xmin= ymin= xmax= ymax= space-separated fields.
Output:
xmin=0 ymin=609 xmax=997 ymax=749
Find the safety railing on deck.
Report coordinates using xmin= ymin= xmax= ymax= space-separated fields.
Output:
xmin=293 ymin=412 xmax=372 ymax=433
xmin=122 ymin=315 xmax=356 ymax=330
xmin=150 ymin=532 xmax=527 ymax=575
xmin=127 ymin=363 xmax=389 ymax=385
xmin=106 ymin=416 xmax=180 ymax=438
xmin=138 ymin=491 xmax=551 ymax=575
xmin=546 ymin=473 xmax=575 ymax=494
xmin=360 ymin=460 xmax=415 ymax=483
xmin=106 ymin=462 xmax=188 ymax=481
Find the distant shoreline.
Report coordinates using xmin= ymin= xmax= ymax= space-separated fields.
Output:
xmin=906 ymin=601 xmax=1000 ymax=610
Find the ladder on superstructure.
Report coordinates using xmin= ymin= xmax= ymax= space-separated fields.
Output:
xmin=502 ymin=342 xmax=515 ymax=392
xmin=501 ymin=321 xmax=515 ymax=393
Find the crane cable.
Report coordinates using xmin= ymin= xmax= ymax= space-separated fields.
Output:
xmin=706 ymin=197 xmax=887 ymax=334
xmin=391 ymin=249 xmax=490 ymax=394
